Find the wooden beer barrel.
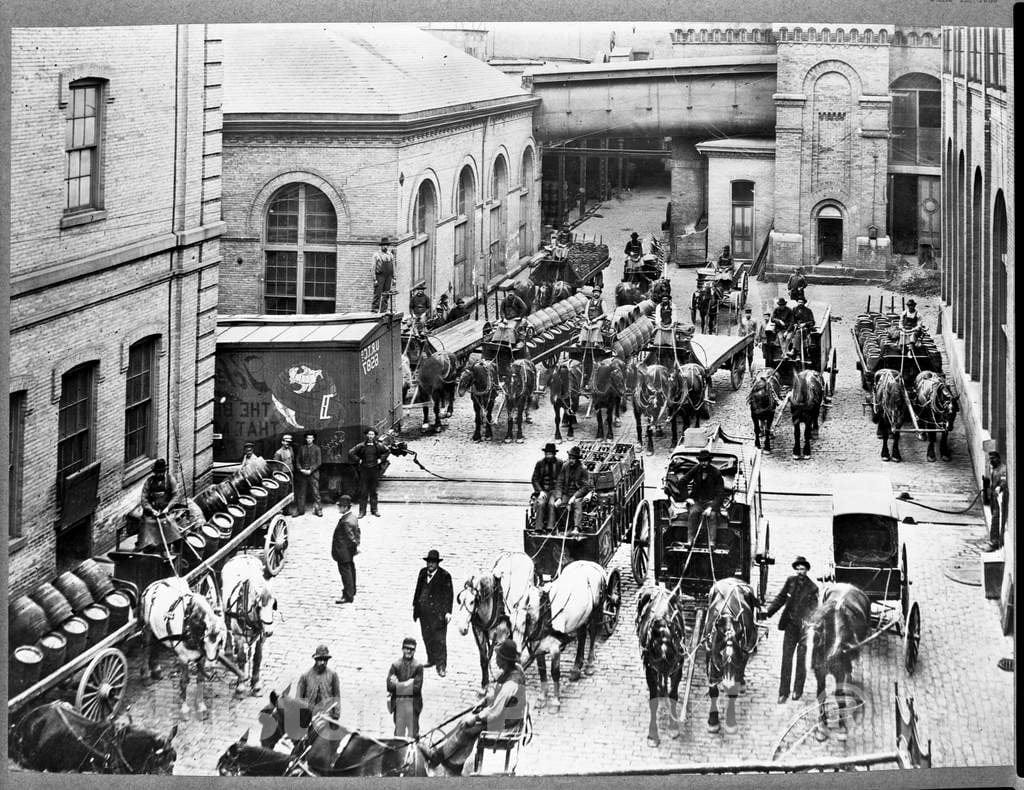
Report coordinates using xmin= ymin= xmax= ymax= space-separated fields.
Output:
xmin=29 ymin=583 xmax=74 ymax=630
xmin=11 ymin=646 xmax=44 ymax=695
xmin=230 ymin=470 xmax=252 ymax=497
xmin=103 ymin=591 xmax=132 ymax=630
xmin=236 ymin=495 xmax=257 ymax=530
xmin=200 ymin=523 xmax=221 ymax=558
xmin=52 ymin=572 xmax=94 ymax=612
xmin=61 ymin=616 xmax=89 ymax=660
xmin=37 ymin=632 xmax=67 ymax=676
xmin=249 ymin=486 xmax=269 ymax=521
xmin=272 ymin=470 xmax=292 ymax=497
xmin=72 ymin=559 xmax=115 ymax=601
xmin=82 ymin=604 xmax=110 ymax=649
xmin=260 ymin=478 xmax=281 ymax=507
xmin=193 ymin=486 xmax=227 ymax=520
xmin=211 ymin=512 xmax=235 ymax=541
xmin=10 ymin=596 xmax=50 ymax=649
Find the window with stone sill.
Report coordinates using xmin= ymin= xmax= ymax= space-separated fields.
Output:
xmin=64 ymin=80 xmax=105 ymax=214
xmin=58 ymin=363 xmax=97 ymax=485
xmin=9 ymin=391 xmax=26 ymax=541
xmin=124 ymin=337 xmax=157 ymax=465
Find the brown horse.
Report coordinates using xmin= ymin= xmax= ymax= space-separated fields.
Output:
xmin=545 ymin=359 xmax=583 ymax=442
xmin=636 ymin=585 xmax=688 ymax=746
xmin=790 ymin=369 xmax=824 ymax=460
xmin=672 ymin=362 xmax=708 ymax=434
xmin=412 ymin=351 xmax=461 ymax=433
xmin=615 ymin=281 xmax=644 ymax=307
xmin=629 ymin=362 xmax=682 ymax=455
xmin=502 ymin=358 xmax=537 ymax=444
xmin=590 ymin=357 xmax=627 ymax=440
xmin=913 ymin=371 xmax=959 ymax=461
xmin=458 ymin=359 xmax=499 ymax=442
xmin=650 ymin=278 xmax=672 ymax=304
xmin=748 ymin=368 xmax=782 ymax=452
xmin=536 ymin=280 xmax=574 ymax=308
xmin=704 ymin=578 xmax=759 ymax=735
xmin=872 ymin=368 xmax=907 ymax=462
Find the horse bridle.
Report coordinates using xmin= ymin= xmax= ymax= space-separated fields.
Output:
xmin=225 ymin=580 xmax=273 ymax=635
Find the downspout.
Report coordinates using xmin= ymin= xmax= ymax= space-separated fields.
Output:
xmin=168 ymin=25 xmax=188 ymax=494
xmin=480 ymin=116 xmax=489 ymax=321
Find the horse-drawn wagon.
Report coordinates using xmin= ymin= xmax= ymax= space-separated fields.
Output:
xmin=691 ymin=257 xmax=749 ymax=318
xmin=763 ymin=302 xmax=838 ymax=392
xmin=529 ymin=236 xmax=610 ymax=297
xmin=820 ymin=473 xmax=922 ymax=673
xmin=622 ymin=242 xmax=665 ymax=295
xmin=852 ymin=296 xmax=943 ymax=391
xmin=8 ymin=466 xmax=293 ymax=731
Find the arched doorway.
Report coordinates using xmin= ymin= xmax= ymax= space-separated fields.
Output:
xmin=412 ymin=180 xmax=438 ymax=296
xmin=520 ymin=148 xmax=535 ymax=258
xmin=489 ymin=155 xmax=508 ymax=279
xmin=990 ymin=190 xmax=1007 ymax=449
xmin=816 ymin=205 xmax=843 ymax=262
xmin=453 ymin=165 xmax=476 ymax=299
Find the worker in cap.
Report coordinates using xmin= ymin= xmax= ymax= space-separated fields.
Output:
xmin=297 ymin=645 xmax=340 ymax=717
xmin=409 ymin=281 xmax=432 ymax=325
xmin=557 ymin=445 xmax=592 ymax=532
xmin=273 ymin=434 xmax=296 ymax=480
xmin=678 ymin=449 xmax=726 ymax=550
xmin=737 ymin=304 xmax=762 ymax=366
xmin=792 ymin=296 xmax=815 ymax=331
xmin=624 ymin=231 xmax=643 ymax=259
xmin=770 ymin=297 xmax=794 ymax=334
xmin=387 ymin=636 xmax=424 ymax=737
xmin=241 ymin=441 xmax=265 ymax=477
xmin=136 ymin=458 xmax=183 ymax=551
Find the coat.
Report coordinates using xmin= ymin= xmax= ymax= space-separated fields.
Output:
xmin=558 ymin=461 xmax=592 ymax=499
xmin=413 ymin=566 xmax=453 ymax=623
xmin=765 ymin=573 xmax=820 ymax=631
xmin=791 ymin=305 xmax=815 ymax=328
xmin=770 ymin=305 xmax=793 ymax=331
xmin=296 ymin=443 xmax=322 ymax=474
xmin=273 ymin=445 xmax=295 ymax=471
xmin=331 ymin=511 xmax=360 ymax=564
xmin=349 ymin=440 xmax=389 ymax=470
xmin=531 ymin=457 xmax=563 ymax=494
xmin=681 ymin=463 xmax=726 ymax=508
xmin=387 ymin=657 xmax=424 ymax=716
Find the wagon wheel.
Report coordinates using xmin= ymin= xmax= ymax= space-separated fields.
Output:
xmin=903 ymin=601 xmax=921 ymax=674
xmin=821 ymin=347 xmax=838 ymax=421
xmin=757 ymin=522 xmax=771 ymax=605
xmin=739 ymin=271 xmax=749 ymax=308
xmin=730 ymin=353 xmax=746 ymax=391
xmin=770 ymin=693 xmax=866 ymax=760
xmin=263 ymin=517 xmax=289 ymax=577
xmin=195 ymin=570 xmax=222 ymax=614
xmin=75 ymin=648 xmax=128 ymax=721
xmin=601 ymin=569 xmax=622 ymax=637
xmin=631 ymin=499 xmax=652 ymax=586
xmin=900 ymin=544 xmax=910 ymax=620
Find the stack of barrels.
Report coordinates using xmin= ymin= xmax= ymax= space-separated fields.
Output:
xmin=192 ymin=458 xmax=292 ymax=554
xmin=854 ymin=312 xmax=943 ymax=388
xmin=523 ymin=293 xmax=590 ymax=361
xmin=8 ymin=560 xmax=129 ymax=696
xmin=565 ymin=241 xmax=610 ymax=282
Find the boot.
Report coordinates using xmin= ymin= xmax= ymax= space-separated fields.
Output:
xmin=314 ymin=506 xmax=323 ymax=517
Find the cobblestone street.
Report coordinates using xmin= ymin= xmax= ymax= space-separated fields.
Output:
xmin=37 ymin=186 xmax=1009 ymax=776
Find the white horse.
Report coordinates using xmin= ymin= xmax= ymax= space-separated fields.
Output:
xmin=454 ymin=551 xmax=536 ymax=693
xmin=524 ymin=560 xmax=607 ymax=712
xmin=221 ymin=555 xmax=278 ymax=697
xmin=142 ymin=576 xmax=232 ymax=720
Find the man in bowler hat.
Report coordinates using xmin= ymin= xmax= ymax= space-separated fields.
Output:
xmin=531 ymin=443 xmax=563 ymax=531
xmin=413 ymin=550 xmax=454 ymax=677
xmin=331 ymin=495 xmax=360 ymax=603
xmin=387 ymin=637 xmax=424 ymax=737
xmin=759 ymin=556 xmax=820 ymax=703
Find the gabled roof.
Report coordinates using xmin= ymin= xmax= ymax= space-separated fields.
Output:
xmin=219 ymin=24 xmax=535 ymax=119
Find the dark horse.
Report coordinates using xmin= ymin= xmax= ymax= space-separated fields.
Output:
xmin=615 ymin=281 xmax=644 ymax=307
xmin=672 ymin=362 xmax=709 ymax=435
xmin=650 ymin=277 xmax=672 ymax=304
xmin=502 ymin=358 xmax=537 ymax=444
xmin=458 ymin=359 xmax=499 ymax=442
xmin=703 ymin=577 xmax=759 ymax=735
xmin=536 ymin=280 xmax=574 ymax=308
xmin=690 ymin=283 xmax=722 ymax=333
xmin=590 ymin=356 xmax=627 ymax=440
xmin=220 ymin=692 xmax=470 ymax=776
xmin=546 ymin=359 xmax=583 ymax=442
xmin=913 ymin=371 xmax=959 ymax=461
xmin=629 ymin=361 xmax=682 ymax=455
xmin=872 ymin=368 xmax=907 ymax=462
xmin=636 ymin=585 xmax=688 ymax=746
xmin=413 ymin=351 xmax=461 ymax=433
xmin=748 ymin=368 xmax=782 ymax=452
xmin=805 ymin=584 xmax=871 ymax=742
xmin=11 ymin=701 xmax=178 ymax=774
xmin=790 ymin=369 xmax=824 ymax=460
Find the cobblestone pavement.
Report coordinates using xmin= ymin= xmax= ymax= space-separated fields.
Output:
xmin=12 ymin=187 xmax=1012 ymax=775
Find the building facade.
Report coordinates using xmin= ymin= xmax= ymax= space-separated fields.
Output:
xmin=8 ymin=26 xmax=223 ymax=595
xmin=940 ymin=26 xmax=1014 ymax=631
xmin=217 ymin=25 xmax=541 ymax=317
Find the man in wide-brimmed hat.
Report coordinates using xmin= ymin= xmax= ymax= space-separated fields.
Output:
xmin=413 ymin=549 xmax=454 ymax=677
xmin=759 ymin=556 xmax=819 ymax=703
xmin=297 ymin=644 xmax=340 ymax=716
xmin=387 ymin=637 xmax=424 ymax=737
xmin=531 ymin=443 xmax=563 ymax=532
xmin=372 ymin=237 xmax=396 ymax=312
xmin=557 ymin=445 xmax=592 ymax=531
xmin=787 ymin=266 xmax=807 ymax=302
xmin=679 ymin=449 xmax=726 ymax=549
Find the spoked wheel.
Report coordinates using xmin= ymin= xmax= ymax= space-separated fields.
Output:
xmin=900 ymin=544 xmax=910 ymax=620
xmin=75 ymin=648 xmax=128 ymax=721
xmin=821 ymin=347 xmax=838 ymax=421
xmin=770 ymin=693 xmax=866 ymax=760
xmin=631 ymin=499 xmax=652 ymax=586
xmin=739 ymin=272 xmax=749 ymax=309
xmin=903 ymin=601 xmax=921 ymax=674
xmin=263 ymin=517 xmax=289 ymax=577
xmin=757 ymin=522 xmax=771 ymax=605
xmin=601 ymin=569 xmax=622 ymax=637
xmin=195 ymin=570 xmax=222 ymax=614
xmin=730 ymin=353 xmax=746 ymax=390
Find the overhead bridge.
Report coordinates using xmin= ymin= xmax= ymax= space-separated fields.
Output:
xmin=522 ymin=55 xmax=779 ymax=141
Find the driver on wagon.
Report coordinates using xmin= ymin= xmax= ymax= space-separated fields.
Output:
xmin=681 ymin=449 xmax=727 ymax=550
xmin=136 ymin=458 xmax=184 ymax=551
xmin=557 ymin=445 xmax=592 ymax=532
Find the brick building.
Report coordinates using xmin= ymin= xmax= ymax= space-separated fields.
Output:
xmin=8 ymin=26 xmax=223 ymax=595
xmin=940 ymin=27 xmax=1014 ymax=632
xmin=216 ymin=24 xmax=541 ymax=316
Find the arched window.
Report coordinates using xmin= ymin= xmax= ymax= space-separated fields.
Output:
xmin=489 ymin=156 xmax=508 ymax=278
xmin=264 ymin=184 xmax=337 ymax=314
xmin=969 ymin=167 xmax=983 ymax=377
xmin=411 ymin=180 xmax=437 ymax=292
xmin=990 ymin=191 xmax=1008 ymax=447
xmin=890 ymin=73 xmax=940 ymax=166
xmin=453 ymin=166 xmax=476 ymax=298
xmin=955 ymin=151 xmax=965 ymax=334
xmin=519 ymin=149 xmax=535 ymax=258
xmin=730 ymin=180 xmax=755 ymax=261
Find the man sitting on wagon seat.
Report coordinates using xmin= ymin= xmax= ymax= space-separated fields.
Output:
xmin=136 ymin=458 xmax=184 ymax=551
xmin=682 ymin=450 xmax=727 ymax=550
xmin=557 ymin=445 xmax=593 ymax=532
xmin=500 ymin=282 xmax=529 ymax=322
xmin=531 ymin=443 xmax=563 ymax=532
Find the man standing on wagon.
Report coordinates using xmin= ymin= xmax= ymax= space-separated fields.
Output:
xmin=759 ymin=556 xmax=819 ymax=703
xmin=372 ymin=237 xmax=395 ymax=312
xmin=136 ymin=458 xmax=184 ymax=551
xmin=682 ymin=449 xmax=726 ymax=550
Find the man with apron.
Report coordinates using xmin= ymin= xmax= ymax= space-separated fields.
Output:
xmin=136 ymin=458 xmax=183 ymax=551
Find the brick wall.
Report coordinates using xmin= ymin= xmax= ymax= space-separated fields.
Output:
xmin=703 ymin=152 xmax=776 ymax=262
xmin=8 ymin=25 xmax=221 ymax=596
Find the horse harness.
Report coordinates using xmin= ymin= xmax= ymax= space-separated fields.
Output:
xmin=157 ymin=592 xmax=206 ymax=651
xmin=51 ymin=702 xmax=139 ymax=774
xmin=224 ymin=579 xmax=267 ymax=636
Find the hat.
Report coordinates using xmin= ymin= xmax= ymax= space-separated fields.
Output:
xmin=281 ymin=434 xmax=293 ymax=444
xmin=797 ymin=297 xmax=807 ymax=304
xmin=496 ymin=639 xmax=519 ymax=665
xmin=303 ymin=431 xmax=316 ymax=439
xmin=567 ymin=446 xmax=582 ymax=459
xmin=380 ymin=237 xmax=390 ymax=246
xmin=338 ymin=494 xmax=352 ymax=507
xmin=423 ymin=549 xmax=442 ymax=563
xmin=907 ymin=299 xmax=917 ymax=308
xmin=542 ymin=442 xmax=558 ymax=454
xmin=630 ymin=232 xmax=639 ymax=239
xmin=777 ymin=297 xmax=787 ymax=306
xmin=365 ymin=427 xmax=377 ymax=435
xmin=792 ymin=556 xmax=811 ymax=571
xmin=413 ymin=282 xmax=426 ymax=291
xmin=697 ymin=449 xmax=712 ymax=460
xmin=743 ymin=306 xmax=752 ymax=313
xmin=312 ymin=645 xmax=331 ymax=660
xmin=153 ymin=458 xmax=167 ymax=471
xmin=402 ymin=637 xmax=417 ymax=650
xmin=243 ymin=442 xmax=256 ymax=450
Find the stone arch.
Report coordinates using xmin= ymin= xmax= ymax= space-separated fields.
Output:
xmin=810 ymin=199 xmax=848 ymax=263
xmin=407 ymin=168 xmax=443 ymax=233
xmin=801 ymin=59 xmax=862 ymax=98
xmin=450 ymin=156 xmax=480 ymax=214
xmin=489 ymin=148 xmax=511 ymax=202
xmin=922 ymin=32 xmax=934 ymax=47
xmin=247 ymin=170 xmax=350 ymax=240
xmin=520 ymin=141 xmax=538 ymax=188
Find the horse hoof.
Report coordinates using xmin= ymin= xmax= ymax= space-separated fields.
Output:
xmin=670 ymin=728 xmax=681 ymax=740
xmin=892 ymin=456 xmax=903 ymax=464
xmin=150 ymin=668 xmax=163 ymax=681
xmin=198 ymin=707 xmax=210 ymax=721
xmin=516 ymin=438 xmax=524 ymax=444
xmin=234 ymin=685 xmax=246 ymax=698
xmin=250 ymin=682 xmax=263 ymax=696
xmin=422 ymin=423 xmax=430 ymax=431
xmin=928 ymin=456 xmax=937 ymax=462
xmin=723 ymin=723 xmax=738 ymax=734
xmin=504 ymin=438 xmax=513 ymax=444
xmin=647 ymin=737 xmax=660 ymax=748
xmin=941 ymin=455 xmax=951 ymax=462
xmin=568 ymin=669 xmax=582 ymax=682
xmin=583 ymin=664 xmax=595 ymax=677
xmin=836 ymin=729 xmax=848 ymax=743
xmin=814 ymin=727 xmax=829 ymax=742
xmin=792 ymin=454 xmax=800 ymax=460
xmin=549 ymin=699 xmax=561 ymax=712
xmin=881 ymin=456 xmax=891 ymax=463
xmin=535 ymin=696 xmax=547 ymax=710
xmin=614 ymin=419 xmax=622 ymax=427
xmin=707 ymin=722 xmax=720 ymax=734
xmin=180 ymin=705 xmax=191 ymax=720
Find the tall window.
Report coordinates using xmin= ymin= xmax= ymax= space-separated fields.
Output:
xmin=890 ymin=73 xmax=941 ymax=166
xmin=65 ymin=80 xmax=103 ymax=212
xmin=264 ymin=184 xmax=337 ymax=314
xmin=58 ymin=364 xmax=96 ymax=484
xmin=731 ymin=180 xmax=755 ymax=261
xmin=453 ymin=167 xmax=475 ymax=298
xmin=411 ymin=181 xmax=437 ymax=291
xmin=125 ymin=338 xmax=157 ymax=465
xmin=9 ymin=392 xmax=26 ymax=541
xmin=519 ymin=148 xmax=535 ymax=257
xmin=489 ymin=156 xmax=508 ymax=279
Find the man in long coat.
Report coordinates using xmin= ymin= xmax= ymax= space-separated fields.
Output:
xmin=413 ymin=549 xmax=454 ymax=677
xmin=760 ymin=556 xmax=820 ymax=703
xmin=136 ymin=458 xmax=183 ymax=550
xmin=387 ymin=637 xmax=424 ymax=737
xmin=531 ymin=443 xmax=563 ymax=532
xmin=295 ymin=431 xmax=323 ymax=517
xmin=331 ymin=495 xmax=360 ymax=603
